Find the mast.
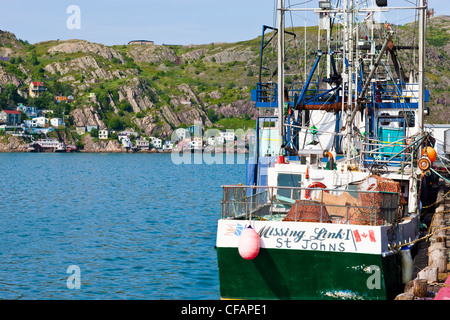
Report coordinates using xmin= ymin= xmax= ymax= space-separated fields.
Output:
xmin=277 ymin=0 xmax=285 ymax=148
xmin=418 ymin=0 xmax=426 ymax=132
xmin=344 ymin=0 xmax=354 ymax=164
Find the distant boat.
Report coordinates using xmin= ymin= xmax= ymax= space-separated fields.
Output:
xmin=28 ymin=139 xmax=74 ymax=152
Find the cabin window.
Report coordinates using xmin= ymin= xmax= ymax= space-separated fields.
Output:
xmin=277 ymin=174 xmax=301 ymax=199
xmin=398 ymin=111 xmax=415 ymax=128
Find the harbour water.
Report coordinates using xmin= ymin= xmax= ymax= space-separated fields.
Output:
xmin=0 ymin=153 xmax=245 ymax=299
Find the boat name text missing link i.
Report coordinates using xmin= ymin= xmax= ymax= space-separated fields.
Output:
xmin=258 ymin=226 xmax=353 ymax=251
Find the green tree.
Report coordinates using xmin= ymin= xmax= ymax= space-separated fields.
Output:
xmin=29 ymin=91 xmax=56 ymax=109
xmin=118 ymin=101 xmax=133 ymax=113
xmin=90 ymin=128 xmax=99 ymax=138
xmin=0 ymin=83 xmax=23 ymax=108
xmin=29 ymin=51 xmax=39 ymax=66
xmin=207 ymin=109 xmax=219 ymax=123
xmin=108 ymin=117 xmax=124 ymax=130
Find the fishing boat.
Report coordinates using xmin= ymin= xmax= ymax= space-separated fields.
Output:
xmin=216 ymin=0 xmax=438 ymax=300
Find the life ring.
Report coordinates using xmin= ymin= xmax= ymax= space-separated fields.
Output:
xmin=305 ymin=182 xmax=328 ymax=200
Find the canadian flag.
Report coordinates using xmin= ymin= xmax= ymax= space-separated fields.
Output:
xmin=353 ymin=229 xmax=376 ymax=243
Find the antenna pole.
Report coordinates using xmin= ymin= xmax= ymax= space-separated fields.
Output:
xmin=277 ymin=0 xmax=285 ymax=149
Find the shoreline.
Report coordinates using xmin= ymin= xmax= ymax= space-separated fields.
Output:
xmin=0 ymin=148 xmax=250 ymax=154
xmin=0 ymin=135 xmax=249 ymax=154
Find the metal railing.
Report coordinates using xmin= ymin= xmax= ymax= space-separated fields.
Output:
xmin=373 ymin=83 xmax=419 ymax=103
xmin=361 ymin=137 xmax=413 ymax=164
xmin=221 ymin=185 xmax=401 ymax=226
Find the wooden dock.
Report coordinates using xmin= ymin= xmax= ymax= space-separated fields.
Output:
xmin=395 ymin=180 xmax=450 ymax=300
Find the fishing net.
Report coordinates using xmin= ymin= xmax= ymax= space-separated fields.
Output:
xmin=347 ymin=175 xmax=402 ymax=225
xmin=283 ymin=199 xmax=331 ymax=223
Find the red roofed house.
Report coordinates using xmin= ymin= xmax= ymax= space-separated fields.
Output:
xmin=0 ymin=110 xmax=21 ymax=125
xmin=29 ymin=81 xmax=46 ymax=98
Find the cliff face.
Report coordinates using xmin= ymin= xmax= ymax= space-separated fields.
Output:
xmin=71 ymin=105 xmax=107 ymax=129
xmin=0 ymin=136 xmax=28 ymax=152
xmin=0 ymin=15 xmax=449 ymax=147
xmin=81 ymin=135 xmax=123 ymax=152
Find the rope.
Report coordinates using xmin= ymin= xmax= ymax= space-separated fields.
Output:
xmin=431 ymin=167 xmax=450 ymax=184
xmin=392 ymin=226 xmax=450 ymax=250
xmin=428 ymin=282 xmax=450 ymax=288
xmin=421 ymin=188 xmax=450 ymax=210
xmin=394 ymin=176 xmax=450 ymax=250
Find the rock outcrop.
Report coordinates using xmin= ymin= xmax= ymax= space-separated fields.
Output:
xmin=117 ymin=78 xmax=155 ymax=113
xmin=71 ymin=106 xmax=107 ymax=129
xmin=81 ymin=134 xmax=123 ymax=152
xmin=0 ymin=66 xmax=22 ymax=87
xmin=48 ymin=40 xmax=125 ymax=63
xmin=0 ymin=136 xmax=28 ymax=152
xmin=127 ymin=45 xmax=179 ymax=64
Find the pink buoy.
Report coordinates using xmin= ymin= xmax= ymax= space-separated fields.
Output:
xmin=238 ymin=226 xmax=260 ymax=260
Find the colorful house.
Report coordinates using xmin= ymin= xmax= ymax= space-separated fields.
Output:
xmin=0 ymin=110 xmax=21 ymax=125
xmin=55 ymin=95 xmax=74 ymax=103
xmin=16 ymin=104 xmax=38 ymax=118
xmin=29 ymin=81 xmax=46 ymax=98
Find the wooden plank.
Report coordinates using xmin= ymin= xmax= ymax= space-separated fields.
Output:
xmin=395 ymin=293 xmax=414 ymax=300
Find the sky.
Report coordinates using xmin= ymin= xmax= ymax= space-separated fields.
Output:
xmin=0 ymin=0 xmax=448 ymax=46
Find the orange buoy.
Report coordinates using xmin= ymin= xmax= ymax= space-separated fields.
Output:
xmin=238 ymin=226 xmax=260 ymax=260
xmin=422 ymin=147 xmax=437 ymax=163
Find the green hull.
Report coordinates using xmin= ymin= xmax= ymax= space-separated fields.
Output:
xmin=217 ymin=247 xmax=402 ymax=300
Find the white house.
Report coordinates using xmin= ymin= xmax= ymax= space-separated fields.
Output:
xmin=220 ymin=131 xmax=235 ymax=142
xmin=207 ymin=137 xmax=215 ymax=146
xmin=207 ymin=136 xmax=225 ymax=146
xmin=163 ymin=141 xmax=173 ymax=151
xmin=76 ymin=126 xmax=86 ymax=135
xmin=150 ymin=137 xmax=162 ymax=149
xmin=117 ymin=131 xmax=138 ymax=142
xmin=50 ymin=118 xmax=64 ymax=127
xmin=121 ymin=138 xmax=133 ymax=148
xmin=173 ymin=128 xmax=189 ymax=141
xmin=31 ymin=117 xmax=49 ymax=128
xmin=136 ymin=139 xmax=150 ymax=150
xmin=86 ymin=125 xmax=99 ymax=133
xmin=99 ymin=129 xmax=109 ymax=140
xmin=189 ymin=140 xmax=201 ymax=150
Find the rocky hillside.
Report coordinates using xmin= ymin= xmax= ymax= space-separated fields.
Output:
xmin=0 ymin=15 xmax=448 ymax=141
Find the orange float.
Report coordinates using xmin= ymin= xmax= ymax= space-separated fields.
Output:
xmin=421 ymin=146 xmax=437 ymax=163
